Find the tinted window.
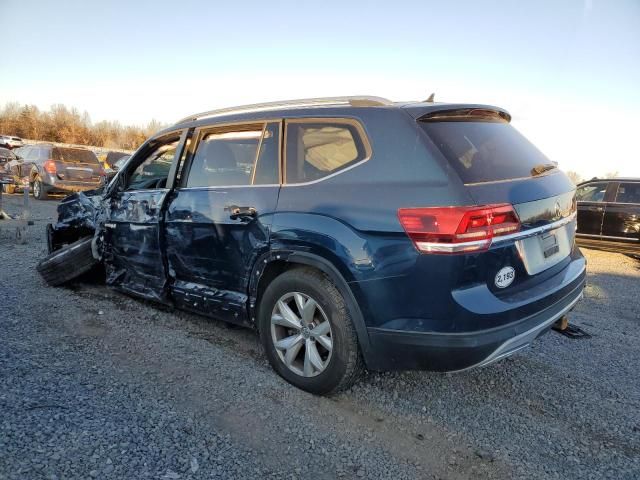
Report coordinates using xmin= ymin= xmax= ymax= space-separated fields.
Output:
xmin=576 ymin=182 xmax=609 ymax=202
xmin=52 ymin=148 xmax=100 ymax=165
xmin=419 ymin=117 xmax=554 ymax=184
xmin=128 ymin=141 xmax=178 ymax=190
xmin=285 ymin=121 xmax=367 ymax=184
xmin=615 ymin=183 xmax=640 ymax=204
xmin=187 ymin=126 xmax=262 ymax=187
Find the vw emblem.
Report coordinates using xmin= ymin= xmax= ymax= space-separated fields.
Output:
xmin=554 ymin=202 xmax=562 ymax=221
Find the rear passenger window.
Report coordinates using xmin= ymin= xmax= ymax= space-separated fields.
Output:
xmin=187 ymin=126 xmax=263 ymax=187
xmin=285 ymin=121 xmax=368 ymax=184
xmin=615 ymin=183 xmax=640 ymax=204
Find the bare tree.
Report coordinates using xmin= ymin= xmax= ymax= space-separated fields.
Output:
xmin=565 ymin=171 xmax=583 ymax=185
xmin=0 ymin=102 xmax=165 ymax=150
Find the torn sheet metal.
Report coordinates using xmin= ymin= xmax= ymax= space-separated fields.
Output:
xmin=101 ymin=190 xmax=170 ymax=303
xmin=48 ymin=190 xmax=103 ymax=252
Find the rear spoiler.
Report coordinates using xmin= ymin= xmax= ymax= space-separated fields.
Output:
xmin=403 ymin=103 xmax=512 ymax=122
xmin=419 ymin=107 xmax=511 ymax=123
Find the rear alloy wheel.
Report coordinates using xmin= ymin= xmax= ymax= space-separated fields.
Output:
xmin=259 ymin=267 xmax=362 ymax=394
xmin=271 ymin=292 xmax=333 ymax=377
xmin=32 ymin=178 xmax=47 ymax=200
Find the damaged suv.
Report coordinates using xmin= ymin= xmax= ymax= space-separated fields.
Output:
xmin=39 ymin=97 xmax=586 ymax=394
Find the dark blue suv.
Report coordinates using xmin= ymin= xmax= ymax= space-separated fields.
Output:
xmin=44 ymin=97 xmax=586 ymax=394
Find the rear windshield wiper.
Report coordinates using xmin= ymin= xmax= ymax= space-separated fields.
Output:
xmin=530 ymin=163 xmax=557 ymax=176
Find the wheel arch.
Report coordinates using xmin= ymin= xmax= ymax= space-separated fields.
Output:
xmin=29 ymin=166 xmax=41 ymax=182
xmin=249 ymin=250 xmax=374 ymax=365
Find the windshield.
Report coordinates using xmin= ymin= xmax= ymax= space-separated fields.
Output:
xmin=419 ymin=117 xmax=555 ymax=184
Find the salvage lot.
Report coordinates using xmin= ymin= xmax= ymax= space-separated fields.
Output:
xmin=0 ymin=194 xmax=638 ymax=480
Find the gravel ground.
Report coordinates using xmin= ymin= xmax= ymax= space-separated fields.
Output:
xmin=0 ymin=194 xmax=638 ymax=480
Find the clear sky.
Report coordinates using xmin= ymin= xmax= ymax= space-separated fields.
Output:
xmin=1 ymin=0 xmax=638 ymax=178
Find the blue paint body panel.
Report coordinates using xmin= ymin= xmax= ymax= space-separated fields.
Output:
xmin=51 ymin=101 xmax=586 ymax=372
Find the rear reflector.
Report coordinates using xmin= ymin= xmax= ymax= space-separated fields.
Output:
xmin=398 ymin=204 xmax=521 ymax=254
xmin=43 ymin=159 xmax=57 ymax=174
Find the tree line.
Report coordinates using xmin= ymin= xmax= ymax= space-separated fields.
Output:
xmin=0 ymin=102 xmax=166 ymax=151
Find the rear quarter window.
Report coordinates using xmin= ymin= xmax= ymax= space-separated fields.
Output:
xmin=419 ymin=113 xmax=554 ymax=184
xmin=615 ymin=183 xmax=640 ymax=204
xmin=285 ymin=120 xmax=369 ymax=184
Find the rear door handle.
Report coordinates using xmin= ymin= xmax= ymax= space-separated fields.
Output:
xmin=588 ymin=206 xmax=604 ymax=212
xmin=227 ymin=205 xmax=257 ymax=221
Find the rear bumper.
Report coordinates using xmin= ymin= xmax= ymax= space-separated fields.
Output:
xmin=365 ymin=266 xmax=586 ymax=372
xmin=44 ymin=178 xmax=102 ymax=193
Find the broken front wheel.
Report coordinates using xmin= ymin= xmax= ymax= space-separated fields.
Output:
xmin=37 ymin=236 xmax=99 ymax=286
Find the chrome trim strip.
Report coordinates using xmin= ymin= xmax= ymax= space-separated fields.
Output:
xmin=491 ymin=211 xmax=577 ymax=244
xmin=416 ymin=212 xmax=577 ymax=253
xmin=578 ymin=201 xmax=640 ymax=206
xmin=281 ymin=157 xmax=370 ymax=187
xmin=453 ymin=290 xmax=584 ymax=373
xmin=576 ymin=233 xmax=639 ymax=242
xmin=176 ymin=184 xmax=280 ymax=191
xmin=415 ymin=239 xmax=489 ymax=253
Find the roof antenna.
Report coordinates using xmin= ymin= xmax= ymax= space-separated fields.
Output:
xmin=425 ymin=93 xmax=435 ymax=102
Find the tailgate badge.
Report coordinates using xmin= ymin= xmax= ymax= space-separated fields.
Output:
xmin=495 ymin=266 xmax=515 ymax=289
xmin=554 ymin=202 xmax=562 ymax=220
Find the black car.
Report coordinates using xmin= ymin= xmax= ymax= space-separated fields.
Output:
xmin=41 ymin=96 xmax=585 ymax=394
xmin=576 ymin=178 xmax=640 ymax=254
xmin=6 ymin=144 xmax=106 ymax=199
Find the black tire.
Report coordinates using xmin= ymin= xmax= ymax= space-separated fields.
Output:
xmin=258 ymin=267 xmax=363 ymax=394
xmin=37 ymin=236 xmax=99 ymax=286
xmin=32 ymin=178 xmax=48 ymax=200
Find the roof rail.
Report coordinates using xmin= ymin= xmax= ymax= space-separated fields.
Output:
xmin=176 ymin=96 xmax=393 ymax=124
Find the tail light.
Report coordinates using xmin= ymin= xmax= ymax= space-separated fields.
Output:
xmin=398 ymin=204 xmax=521 ymax=254
xmin=43 ymin=160 xmax=57 ymax=174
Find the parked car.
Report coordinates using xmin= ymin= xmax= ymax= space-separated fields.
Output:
xmin=113 ymin=155 xmax=131 ymax=171
xmin=104 ymin=151 xmax=130 ymax=168
xmin=0 ymin=147 xmax=18 ymax=193
xmin=40 ymin=97 xmax=586 ymax=394
xmin=575 ymin=178 xmax=640 ymax=255
xmin=104 ymin=155 xmax=131 ymax=183
xmin=4 ymin=143 xmax=106 ymax=199
xmin=0 ymin=147 xmax=16 ymax=165
xmin=0 ymin=135 xmax=24 ymax=150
